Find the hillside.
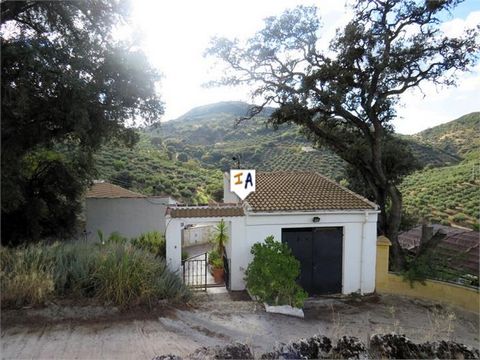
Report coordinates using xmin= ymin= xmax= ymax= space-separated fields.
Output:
xmin=400 ymin=152 xmax=479 ymax=230
xmin=94 ymin=134 xmax=223 ymax=204
xmin=412 ymin=112 xmax=480 ymax=157
xmin=93 ymin=102 xmax=479 ymax=228
xmin=400 ymin=112 xmax=479 ymax=229
xmin=152 ymin=101 xmax=458 ymax=178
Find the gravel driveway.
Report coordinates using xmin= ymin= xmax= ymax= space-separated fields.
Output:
xmin=1 ymin=292 xmax=478 ymax=359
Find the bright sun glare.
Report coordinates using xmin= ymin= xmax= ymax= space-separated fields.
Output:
xmin=127 ymin=0 xmax=479 ymax=134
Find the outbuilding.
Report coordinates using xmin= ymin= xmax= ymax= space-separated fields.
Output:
xmin=85 ymin=181 xmax=176 ymax=240
xmin=166 ymin=171 xmax=379 ymax=295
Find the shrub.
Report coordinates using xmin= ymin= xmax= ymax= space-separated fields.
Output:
xmin=245 ymin=235 xmax=307 ymax=308
xmin=107 ymin=231 xmax=129 ymax=244
xmin=0 ymin=245 xmax=55 ymax=307
xmin=50 ymin=241 xmax=100 ymax=297
xmin=208 ymin=249 xmax=223 ymax=269
xmin=93 ymin=244 xmax=171 ymax=306
xmin=0 ymin=241 xmax=190 ymax=308
xmin=131 ymin=231 xmax=166 ymax=257
xmin=452 ymin=213 xmax=467 ymax=222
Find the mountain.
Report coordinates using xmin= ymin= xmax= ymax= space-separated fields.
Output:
xmin=173 ymin=101 xmax=275 ymax=122
xmin=152 ymin=101 xmax=465 ymax=177
xmin=412 ymin=112 xmax=480 ymax=157
xmin=95 ymin=102 xmax=479 ymax=229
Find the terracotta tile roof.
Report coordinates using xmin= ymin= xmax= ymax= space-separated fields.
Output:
xmin=245 ymin=171 xmax=376 ymax=212
xmin=86 ymin=182 xmax=146 ymax=198
xmin=168 ymin=205 xmax=244 ymax=218
xmin=399 ymin=225 xmax=479 ymax=275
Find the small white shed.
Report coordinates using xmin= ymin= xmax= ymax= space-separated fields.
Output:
xmin=166 ymin=171 xmax=379 ymax=295
xmin=85 ymin=181 xmax=176 ymax=240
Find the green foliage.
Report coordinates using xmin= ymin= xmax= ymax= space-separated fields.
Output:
xmin=0 ymin=242 xmax=190 ymax=308
xmin=177 ymin=152 xmax=188 ymax=162
xmin=0 ymin=244 xmax=55 ymax=307
xmin=97 ymin=230 xmax=105 ymax=244
xmin=1 ymin=1 xmax=163 ymax=245
xmin=401 ymin=156 xmax=480 ymax=230
xmin=211 ymin=219 xmax=228 ymax=256
xmin=402 ymin=250 xmax=476 ymax=287
xmin=107 ymin=232 xmax=129 ymax=244
xmin=131 ymin=231 xmax=166 ymax=258
xmin=245 ymin=236 xmax=307 ymax=308
xmin=94 ymin=133 xmax=223 ymax=204
xmin=208 ymin=249 xmax=223 ymax=269
xmin=413 ymin=112 xmax=480 ymax=157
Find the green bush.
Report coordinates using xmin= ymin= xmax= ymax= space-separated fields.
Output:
xmin=0 ymin=245 xmax=55 ymax=307
xmin=107 ymin=231 xmax=129 ymax=244
xmin=93 ymin=243 xmax=187 ymax=306
xmin=245 ymin=236 xmax=307 ymax=308
xmin=0 ymin=241 xmax=190 ymax=308
xmin=131 ymin=231 xmax=166 ymax=257
xmin=208 ymin=249 xmax=223 ymax=269
xmin=452 ymin=213 xmax=467 ymax=222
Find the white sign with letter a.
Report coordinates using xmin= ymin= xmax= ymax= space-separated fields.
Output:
xmin=230 ymin=169 xmax=255 ymax=200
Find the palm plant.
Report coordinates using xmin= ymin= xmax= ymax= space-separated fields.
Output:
xmin=211 ymin=219 xmax=228 ymax=257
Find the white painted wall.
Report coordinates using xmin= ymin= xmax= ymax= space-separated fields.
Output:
xmin=232 ymin=211 xmax=378 ymax=293
xmin=182 ymin=224 xmax=214 ymax=247
xmin=165 ymin=210 xmax=378 ymax=295
xmin=85 ymin=197 xmax=174 ymax=240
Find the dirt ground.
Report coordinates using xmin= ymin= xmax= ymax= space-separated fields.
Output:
xmin=1 ymin=292 xmax=478 ymax=359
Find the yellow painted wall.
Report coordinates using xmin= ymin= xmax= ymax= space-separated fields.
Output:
xmin=375 ymin=236 xmax=480 ymax=313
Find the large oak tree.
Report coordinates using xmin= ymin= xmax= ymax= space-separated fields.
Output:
xmin=1 ymin=1 xmax=163 ymax=244
xmin=207 ymin=0 xmax=479 ymax=269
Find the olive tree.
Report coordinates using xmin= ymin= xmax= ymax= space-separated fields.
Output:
xmin=1 ymin=1 xmax=163 ymax=244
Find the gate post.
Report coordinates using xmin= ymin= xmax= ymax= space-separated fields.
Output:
xmin=165 ymin=217 xmax=182 ymax=274
xmin=376 ymin=235 xmax=391 ymax=290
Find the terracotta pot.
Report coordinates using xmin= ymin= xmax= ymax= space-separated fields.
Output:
xmin=211 ymin=267 xmax=224 ymax=283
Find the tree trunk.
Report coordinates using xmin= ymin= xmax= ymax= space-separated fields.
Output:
xmin=364 ymin=169 xmax=406 ymax=271
xmin=385 ymin=184 xmax=406 ymax=270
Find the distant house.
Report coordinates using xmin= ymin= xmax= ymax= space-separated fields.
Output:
xmin=85 ymin=181 xmax=176 ymax=240
xmin=166 ymin=171 xmax=379 ymax=295
xmin=399 ymin=224 xmax=479 ymax=276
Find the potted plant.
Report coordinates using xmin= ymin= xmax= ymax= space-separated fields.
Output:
xmin=208 ymin=249 xmax=224 ymax=283
xmin=208 ymin=219 xmax=229 ymax=283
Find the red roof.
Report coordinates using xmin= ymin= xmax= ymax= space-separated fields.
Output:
xmin=245 ymin=171 xmax=377 ymax=212
xmin=86 ymin=182 xmax=145 ymax=198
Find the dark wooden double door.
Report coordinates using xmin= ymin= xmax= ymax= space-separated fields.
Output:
xmin=282 ymin=227 xmax=343 ymax=295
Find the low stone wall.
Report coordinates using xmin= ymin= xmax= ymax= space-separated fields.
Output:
xmin=376 ymin=236 xmax=479 ymax=313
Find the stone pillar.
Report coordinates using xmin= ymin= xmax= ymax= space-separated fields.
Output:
xmin=376 ymin=235 xmax=391 ymax=290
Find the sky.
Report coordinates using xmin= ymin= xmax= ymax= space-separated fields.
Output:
xmin=125 ymin=0 xmax=480 ymax=134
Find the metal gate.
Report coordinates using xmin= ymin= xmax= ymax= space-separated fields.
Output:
xmin=182 ymin=253 xmax=207 ymax=291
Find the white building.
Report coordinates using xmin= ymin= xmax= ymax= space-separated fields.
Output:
xmin=166 ymin=171 xmax=379 ymax=295
xmin=85 ymin=182 xmax=176 ymax=240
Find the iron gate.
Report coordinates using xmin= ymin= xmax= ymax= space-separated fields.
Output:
xmin=182 ymin=252 xmax=207 ymax=291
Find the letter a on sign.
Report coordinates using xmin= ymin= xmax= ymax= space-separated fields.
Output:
xmin=230 ymin=169 xmax=255 ymax=200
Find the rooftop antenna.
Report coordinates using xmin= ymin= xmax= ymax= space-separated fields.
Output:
xmin=232 ymin=154 xmax=241 ymax=168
